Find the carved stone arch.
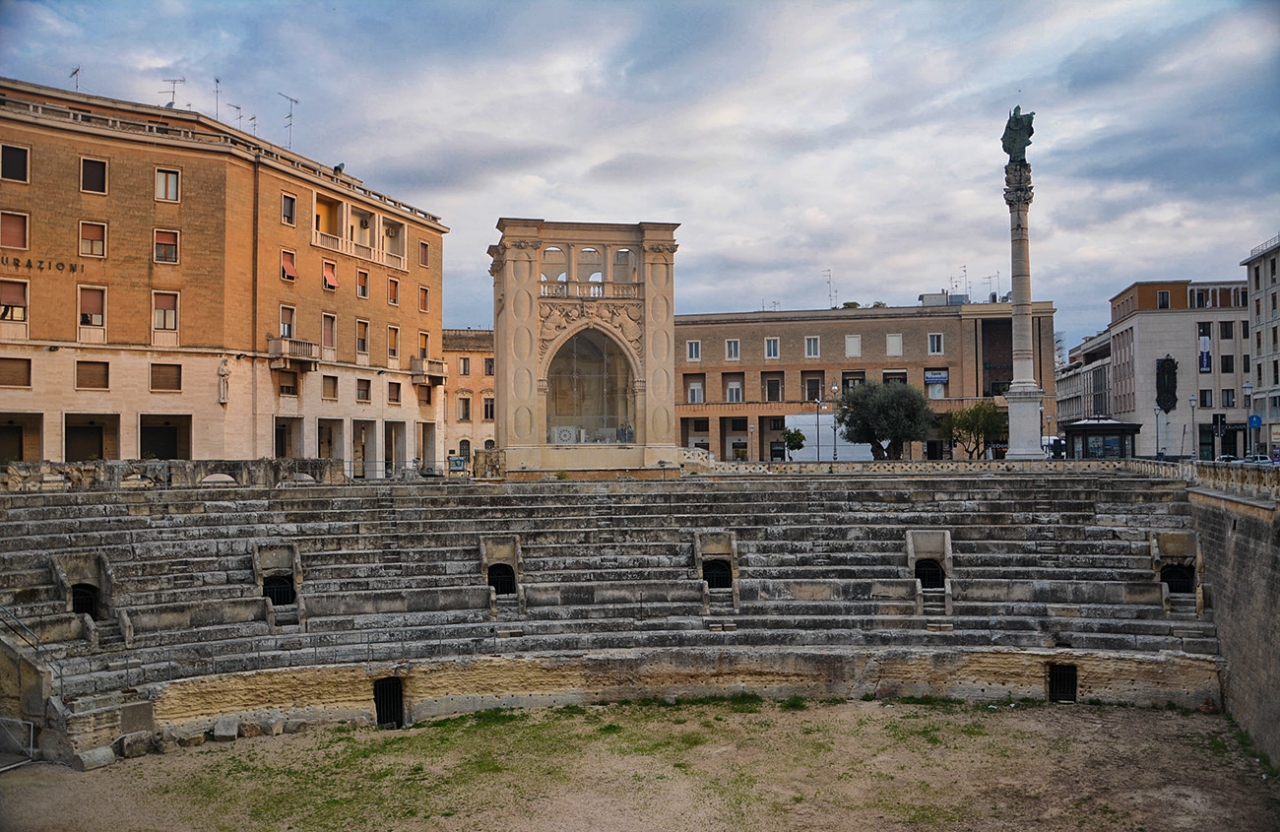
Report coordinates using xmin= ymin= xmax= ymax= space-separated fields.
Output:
xmin=539 ymin=317 xmax=641 ymax=380
xmin=543 ymin=324 xmax=639 ymax=446
xmin=541 ymin=246 xmax=568 ymax=283
xmin=577 ymin=246 xmax=604 ymax=284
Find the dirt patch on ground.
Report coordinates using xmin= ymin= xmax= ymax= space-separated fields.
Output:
xmin=2 ymin=698 xmax=1277 ymax=832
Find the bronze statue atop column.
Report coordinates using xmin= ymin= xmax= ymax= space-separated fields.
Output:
xmin=1001 ymin=105 xmax=1035 ymax=164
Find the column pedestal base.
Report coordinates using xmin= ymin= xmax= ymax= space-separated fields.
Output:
xmin=1004 ymin=383 xmax=1046 ymax=460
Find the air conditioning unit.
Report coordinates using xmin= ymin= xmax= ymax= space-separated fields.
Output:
xmin=385 ymin=227 xmax=397 ymax=238
xmin=360 ymin=219 xmax=369 ymax=229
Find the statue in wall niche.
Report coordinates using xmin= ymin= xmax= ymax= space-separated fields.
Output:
xmin=217 ymin=358 xmax=231 ymax=404
xmin=1002 ymin=105 xmax=1035 ymax=164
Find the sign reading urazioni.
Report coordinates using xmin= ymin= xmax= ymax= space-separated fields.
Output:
xmin=0 ymin=256 xmax=81 ymax=273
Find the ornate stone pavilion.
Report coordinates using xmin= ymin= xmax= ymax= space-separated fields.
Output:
xmin=488 ymin=220 xmax=681 ymax=475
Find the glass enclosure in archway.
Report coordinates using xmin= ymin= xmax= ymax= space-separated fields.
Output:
xmin=546 ymin=328 xmax=635 ymax=444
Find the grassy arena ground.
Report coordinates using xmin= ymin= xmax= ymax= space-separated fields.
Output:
xmin=2 ymin=696 xmax=1278 ymax=832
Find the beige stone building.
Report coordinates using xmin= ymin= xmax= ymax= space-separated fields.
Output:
xmin=0 ymin=77 xmax=448 ymax=472
xmin=440 ymin=328 xmax=495 ymax=470
xmin=488 ymin=219 xmax=680 ymax=475
xmin=1242 ymin=233 xmax=1280 ymax=457
xmin=1099 ymin=280 xmax=1250 ymax=459
xmin=674 ymin=295 xmax=1058 ymax=461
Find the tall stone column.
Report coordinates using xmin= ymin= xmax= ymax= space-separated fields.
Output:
xmin=1001 ymin=109 xmax=1045 ymax=460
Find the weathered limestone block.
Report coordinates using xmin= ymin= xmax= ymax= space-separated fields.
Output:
xmin=113 ymin=730 xmax=152 ymax=759
xmin=175 ymin=730 xmax=205 ymax=748
xmin=72 ymin=746 xmax=116 ymax=771
xmin=212 ymin=716 xmax=239 ymax=742
xmin=237 ymin=720 xmax=262 ymax=738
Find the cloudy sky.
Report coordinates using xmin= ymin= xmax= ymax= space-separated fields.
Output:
xmin=2 ymin=0 xmax=1277 ymax=348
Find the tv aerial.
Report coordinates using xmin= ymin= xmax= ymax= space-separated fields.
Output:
xmin=160 ymin=77 xmax=185 ymax=108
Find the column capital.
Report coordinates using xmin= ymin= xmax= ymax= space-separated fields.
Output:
xmin=1003 ymin=162 xmax=1034 ymax=209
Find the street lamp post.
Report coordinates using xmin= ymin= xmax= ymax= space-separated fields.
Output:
xmin=830 ymin=382 xmax=840 ymax=462
xmin=1154 ymin=407 xmax=1162 ymax=460
xmin=814 ymin=395 xmax=822 ymax=463
xmin=1243 ymin=380 xmax=1254 ymax=457
xmin=1188 ymin=396 xmax=1197 ymax=460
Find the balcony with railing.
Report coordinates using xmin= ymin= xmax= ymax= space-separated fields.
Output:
xmin=268 ymin=337 xmax=320 ymax=372
xmin=540 ymin=280 xmax=642 ymax=300
xmin=311 ymin=230 xmax=408 ymax=272
xmin=411 ymin=356 xmax=447 ymax=386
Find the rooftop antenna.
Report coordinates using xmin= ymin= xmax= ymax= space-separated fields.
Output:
xmin=824 ymin=269 xmax=836 ymax=308
xmin=985 ymin=271 xmax=1002 ymax=302
xmin=214 ymin=77 xmax=220 ymax=120
xmin=161 ymin=77 xmax=185 ymax=107
xmin=69 ymin=66 xmax=80 ymax=92
xmin=278 ymin=92 xmax=298 ymax=149
xmin=248 ymin=114 xmax=257 ymax=136
xmin=227 ymin=103 xmax=242 ymax=130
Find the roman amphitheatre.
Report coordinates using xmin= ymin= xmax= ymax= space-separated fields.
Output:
xmin=1 ymin=453 xmax=1278 ymax=830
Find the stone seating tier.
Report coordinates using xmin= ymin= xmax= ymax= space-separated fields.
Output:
xmin=0 ymin=472 xmax=1216 ymax=735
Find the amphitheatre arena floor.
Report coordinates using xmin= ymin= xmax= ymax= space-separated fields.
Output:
xmin=2 ymin=697 xmax=1276 ymax=832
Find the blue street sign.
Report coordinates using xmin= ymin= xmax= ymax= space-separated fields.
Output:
xmin=1249 ymin=414 xmax=1262 ymax=429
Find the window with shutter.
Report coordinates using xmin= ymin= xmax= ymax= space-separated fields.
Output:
xmin=79 ymin=222 xmax=106 ymax=257
xmin=76 ymin=361 xmax=109 ymax=389
xmin=79 ymin=288 xmax=104 ymax=327
xmin=0 ymin=280 xmax=27 ymax=322
xmin=0 ymin=213 xmax=27 ymax=249
xmin=0 ymin=358 xmax=31 ymax=386
xmin=150 ymin=363 xmax=182 ymax=391
xmin=153 ymin=292 xmax=178 ymax=330
xmin=154 ymin=230 xmax=178 ymax=263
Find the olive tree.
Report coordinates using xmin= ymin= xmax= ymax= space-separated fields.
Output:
xmin=937 ymin=400 xmax=1007 ymax=459
xmin=780 ymin=427 xmax=807 ymax=460
xmin=835 ymin=382 xmax=934 ymax=460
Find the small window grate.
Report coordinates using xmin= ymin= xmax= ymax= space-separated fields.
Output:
xmin=262 ymin=575 xmax=296 ymax=606
xmin=488 ymin=563 xmax=517 ymax=596
xmin=1048 ymin=664 xmax=1077 ymax=703
xmin=1161 ymin=565 xmax=1195 ymax=594
xmin=703 ymin=559 xmax=733 ymax=589
xmin=373 ymin=677 xmax=403 ymax=729
xmin=71 ymin=583 xmax=99 ymax=618
xmin=915 ymin=559 xmax=945 ymax=590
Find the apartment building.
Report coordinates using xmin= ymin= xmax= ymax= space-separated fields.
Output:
xmin=673 ymin=295 xmax=1057 ymax=461
xmin=1056 ymin=330 xmax=1111 ymax=426
xmin=1243 ymin=233 xmax=1280 ymax=458
xmin=1101 ymin=280 xmax=1250 ymax=459
xmin=0 ymin=77 xmax=448 ymax=472
xmin=440 ymin=328 xmax=495 ymax=469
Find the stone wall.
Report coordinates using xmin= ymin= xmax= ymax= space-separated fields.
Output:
xmin=1188 ymin=488 xmax=1280 ymax=764
xmin=139 ymin=646 xmax=1221 ymax=742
